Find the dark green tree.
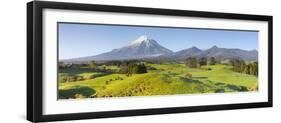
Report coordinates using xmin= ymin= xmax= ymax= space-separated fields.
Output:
xmin=185 ymin=57 xmax=198 ymax=68
xmin=58 ymin=62 xmax=65 ymax=69
xmin=249 ymin=62 xmax=258 ymax=76
xmin=198 ymin=57 xmax=207 ymax=67
xmin=229 ymin=59 xmax=258 ymax=77
xmin=243 ymin=64 xmax=250 ymax=74
xmin=119 ymin=64 xmax=129 ymax=74
xmin=208 ymin=57 xmax=216 ymax=65
xmin=89 ymin=60 xmax=97 ymax=69
xmin=119 ymin=63 xmax=147 ymax=75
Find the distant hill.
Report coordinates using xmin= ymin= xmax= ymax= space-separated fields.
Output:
xmin=174 ymin=46 xmax=203 ymax=58
xmin=174 ymin=46 xmax=258 ymax=61
xmin=62 ymin=35 xmax=258 ymax=63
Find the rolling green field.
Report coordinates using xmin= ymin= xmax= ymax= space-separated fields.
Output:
xmin=58 ymin=63 xmax=258 ymax=99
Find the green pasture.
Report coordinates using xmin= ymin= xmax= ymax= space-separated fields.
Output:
xmin=58 ymin=63 xmax=258 ymax=99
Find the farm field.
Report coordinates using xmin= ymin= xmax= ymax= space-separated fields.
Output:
xmin=58 ymin=63 xmax=258 ymax=99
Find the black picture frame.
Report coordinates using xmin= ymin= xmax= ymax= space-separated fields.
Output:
xmin=27 ymin=1 xmax=273 ymax=122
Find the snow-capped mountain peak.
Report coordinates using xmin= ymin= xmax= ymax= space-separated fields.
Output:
xmin=73 ymin=35 xmax=174 ymax=61
xmin=131 ymin=35 xmax=152 ymax=45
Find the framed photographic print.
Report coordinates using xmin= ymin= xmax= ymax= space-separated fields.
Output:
xmin=27 ymin=1 xmax=273 ymax=122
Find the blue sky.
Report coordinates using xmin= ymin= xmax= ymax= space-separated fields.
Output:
xmin=59 ymin=23 xmax=258 ymax=59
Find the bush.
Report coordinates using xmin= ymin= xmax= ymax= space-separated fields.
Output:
xmin=105 ymin=81 xmax=109 ymax=85
xmin=185 ymin=73 xmax=192 ymax=78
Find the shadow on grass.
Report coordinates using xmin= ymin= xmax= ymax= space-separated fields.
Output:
xmin=215 ymin=82 xmax=248 ymax=92
xmin=59 ymin=86 xmax=96 ymax=99
xmin=161 ymin=73 xmax=180 ymax=83
xmin=179 ymin=77 xmax=205 ymax=85
xmin=215 ymin=89 xmax=225 ymax=93
xmin=191 ymin=77 xmax=208 ymax=79
xmin=226 ymin=84 xmax=248 ymax=91
xmin=59 ymin=67 xmax=96 ymax=75
xmin=180 ymin=77 xmax=249 ymax=93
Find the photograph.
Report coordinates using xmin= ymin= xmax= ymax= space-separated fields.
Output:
xmin=58 ymin=22 xmax=259 ymax=99
xmin=26 ymin=1 xmax=273 ymax=122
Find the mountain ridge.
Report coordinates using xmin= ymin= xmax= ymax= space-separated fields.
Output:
xmin=62 ymin=35 xmax=258 ymax=62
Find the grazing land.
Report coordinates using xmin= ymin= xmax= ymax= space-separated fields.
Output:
xmin=58 ymin=62 xmax=258 ymax=99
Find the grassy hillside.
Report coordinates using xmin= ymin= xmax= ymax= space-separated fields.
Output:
xmin=58 ymin=63 xmax=258 ymax=99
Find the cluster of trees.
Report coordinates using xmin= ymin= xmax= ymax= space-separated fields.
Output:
xmin=184 ymin=57 xmax=258 ymax=76
xmin=185 ymin=57 xmax=198 ymax=68
xmin=229 ymin=59 xmax=258 ymax=76
xmin=119 ymin=62 xmax=147 ymax=76
xmin=59 ymin=75 xmax=84 ymax=83
xmin=59 ymin=60 xmax=148 ymax=75
xmin=59 ymin=73 xmax=107 ymax=83
xmin=185 ymin=57 xmax=216 ymax=68
xmin=58 ymin=62 xmax=88 ymax=69
xmin=102 ymin=60 xmax=141 ymax=67
xmin=89 ymin=61 xmax=97 ymax=69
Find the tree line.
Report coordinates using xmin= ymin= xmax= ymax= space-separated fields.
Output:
xmin=229 ymin=59 xmax=258 ymax=76
xmin=185 ymin=57 xmax=216 ymax=68
xmin=185 ymin=57 xmax=258 ymax=77
xmin=119 ymin=62 xmax=147 ymax=76
xmin=59 ymin=60 xmax=148 ymax=76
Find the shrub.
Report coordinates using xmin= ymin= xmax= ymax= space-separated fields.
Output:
xmin=185 ymin=73 xmax=192 ymax=78
xmin=105 ymin=81 xmax=109 ymax=85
